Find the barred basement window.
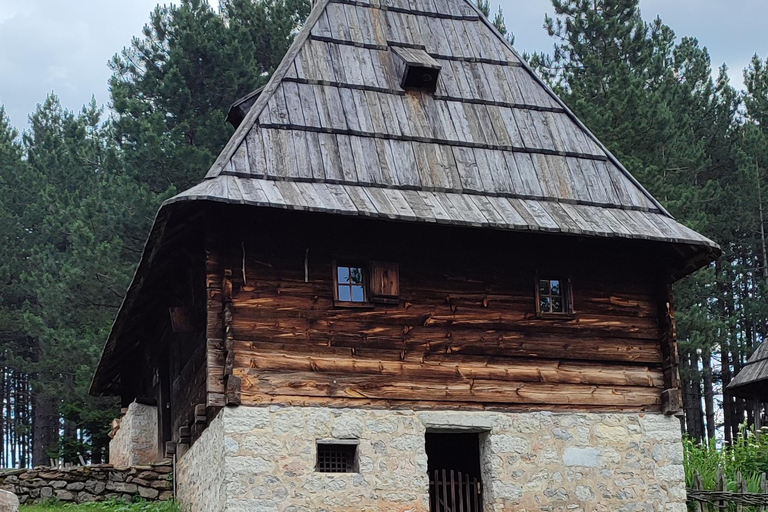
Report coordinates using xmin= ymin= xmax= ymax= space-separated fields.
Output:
xmin=316 ymin=441 xmax=358 ymax=473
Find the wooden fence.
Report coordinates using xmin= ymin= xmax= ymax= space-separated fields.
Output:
xmin=429 ymin=469 xmax=482 ymax=512
xmin=688 ymin=470 xmax=768 ymax=512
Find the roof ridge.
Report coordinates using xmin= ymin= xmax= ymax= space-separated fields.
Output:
xmin=459 ymin=0 xmax=673 ymax=219
xmin=205 ymin=0 xmax=333 ymax=179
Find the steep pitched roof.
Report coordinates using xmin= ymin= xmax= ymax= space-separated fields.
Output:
xmin=166 ymin=0 xmax=717 ymax=254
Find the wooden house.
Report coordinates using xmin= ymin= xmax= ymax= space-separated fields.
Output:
xmin=91 ymin=0 xmax=719 ymax=510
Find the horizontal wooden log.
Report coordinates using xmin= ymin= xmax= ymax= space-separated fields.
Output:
xmin=237 ymin=392 xmax=662 ymax=412
xmin=230 ymin=331 xmax=662 ymax=363
xmin=235 ymin=369 xmax=662 ymax=407
xmin=233 ymin=345 xmax=664 ymax=387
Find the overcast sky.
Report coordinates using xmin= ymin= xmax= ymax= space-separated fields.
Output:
xmin=1 ymin=0 xmax=766 ymax=132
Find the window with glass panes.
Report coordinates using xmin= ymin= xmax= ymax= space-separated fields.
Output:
xmin=538 ymin=278 xmax=567 ymax=314
xmin=336 ymin=265 xmax=366 ymax=303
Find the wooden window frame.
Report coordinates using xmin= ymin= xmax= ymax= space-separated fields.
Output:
xmin=535 ymin=275 xmax=575 ymax=319
xmin=333 ymin=261 xmax=372 ymax=308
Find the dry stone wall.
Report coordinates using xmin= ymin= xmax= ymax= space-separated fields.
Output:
xmin=0 ymin=463 xmax=173 ymax=505
xmin=174 ymin=406 xmax=687 ymax=512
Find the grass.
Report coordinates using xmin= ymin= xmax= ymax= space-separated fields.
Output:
xmin=683 ymin=424 xmax=768 ymax=492
xmin=20 ymin=500 xmax=181 ymax=512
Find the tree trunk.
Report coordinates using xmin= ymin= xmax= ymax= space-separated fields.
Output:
xmin=701 ymin=347 xmax=716 ymax=440
xmin=32 ymin=393 xmax=59 ymax=467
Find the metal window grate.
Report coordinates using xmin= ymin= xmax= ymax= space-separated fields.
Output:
xmin=317 ymin=443 xmax=356 ymax=473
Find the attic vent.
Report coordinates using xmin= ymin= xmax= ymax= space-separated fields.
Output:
xmin=391 ymin=46 xmax=441 ymax=93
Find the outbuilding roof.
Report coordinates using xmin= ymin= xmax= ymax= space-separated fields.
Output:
xmin=727 ymin=342 xmax=768 ymax=400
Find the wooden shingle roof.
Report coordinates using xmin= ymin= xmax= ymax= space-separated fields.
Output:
xmin=727 ymin=342 xmax=768 ymax=400
xmin=165 ymin=0 xmax=718 ymax=255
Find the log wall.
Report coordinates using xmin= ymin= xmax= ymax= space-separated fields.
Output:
xmin=205 ymin=206 xmax=676 ymax=412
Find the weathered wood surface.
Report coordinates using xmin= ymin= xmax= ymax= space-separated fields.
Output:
xmin=727 ymin=339 xmax=768 ymax=400
xmin=172 ymin=176 xmax=718 ymax=251
xmin=201 ymin=0 xmax=700 ymax=230
xmin=213 ymin=207 xmax=676 ymax=411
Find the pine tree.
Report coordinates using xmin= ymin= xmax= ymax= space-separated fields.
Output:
xmin=110 ymin=0 xmax=310 ymax=193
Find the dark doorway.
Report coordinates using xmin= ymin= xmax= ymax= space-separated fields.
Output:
xmin=426 ymin=433 xmax=483 ymax=512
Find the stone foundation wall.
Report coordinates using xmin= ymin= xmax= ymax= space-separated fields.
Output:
xmin=0 ymin=463 xmax=173 ymax=505
xmin=177 ymin=406 xmax=686 ymax=512
xmin=176 ymin=410 xmax=226 ymax=512
xmin=109 ymin=402 xmax=159 ymax=468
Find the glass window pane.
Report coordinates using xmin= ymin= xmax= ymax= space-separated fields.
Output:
xmin=350 ymin=267 xmax=364 ymax=284
xmin=338 ymin=266 xmax=350 ymax=284
xmin=552 ymin=297 xmax=563 ymax=313
xmin=338 ymin=286 xmax=351 ymax=302
xmin=539 ymin=280 xmax=550 ymax=295
xmin=550 ymin=280 xmax=561 ymax=296
xmin=540 ymin=296 xmax=551 ymax=313
xmin=352 ymin=285 xmax=365 ymax=302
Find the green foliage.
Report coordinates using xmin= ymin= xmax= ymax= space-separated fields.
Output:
xmin=475 ymin=0 xmax=513 ymax=44
xmin=684 ymin=426 xmax=768 ymax=492
xmin=109 ymin=0 xmax=310 ymax=192
xmin=530 ymin=0 xmax=768 ymax=441
xmin=0 ymin=94 xmax=167 ymax=463
xmin=20 ymin=499 xmax=181 ymax=512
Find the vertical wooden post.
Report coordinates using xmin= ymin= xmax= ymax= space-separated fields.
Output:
xmin=205 ymin=219 xmax=226 ymax=407
xmin=660 ymin=284 xmax=683 ymax=415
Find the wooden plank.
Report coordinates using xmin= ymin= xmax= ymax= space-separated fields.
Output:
xmin=336 ymin=135 xmax=359 ymax=183
xmin=389 ymin=139 xmax=421 ymax=188
xmin=318 ymin=132 xmax=344 ymax=182
xmin=311 ymin=40 xmax=334 ymax=83
xmin=237 ymin=369 xmax=662 ymax=407
xmin=297 ymin=82 xmax=321 ymax=128
xmin=352 ymin=88 xmax=374 ymax=133
xmin=313 ymin=84 xmax=333 ymax=129
xmin=338 ymin=87 xmax=361 ymax=133
xmin=290 ymin=130 xmax=313 ymax=180
xmin=472 ymin=148 xmax=495 ymax=192
xmin=327 ymin=43 xmax=348 ymax=83
xmin=326 ymin=2 xmax=351 ymax=40
xmin=306 ymin=131 xmax=326 ymax=180
xmin=452 ymin=146 xmax=482 ymax=193
xmin=230 ymin=141 xmax=249 ymax=176
xmin=323 ymin=85 xmax=349 ymax=131
xmin=498 ymin=106 xmax=525 ymax=147
xmin=312 ymin=9 xmax=333 ymax=39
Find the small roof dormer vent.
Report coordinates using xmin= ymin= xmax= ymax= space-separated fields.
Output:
xmin=391 ymin=46 xmax=441 ymax=93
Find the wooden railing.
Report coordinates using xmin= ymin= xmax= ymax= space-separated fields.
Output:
xmin=688 ymin=470 xmax=768 ymax=512
xmin=429 ymin=469 xmax=482 ymax=512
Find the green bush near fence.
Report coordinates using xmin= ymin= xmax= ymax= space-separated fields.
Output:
xmin=19 ymin=499 xmax=181 ymax=512
xmin=684 ymin=424 xmax=768 ymax=492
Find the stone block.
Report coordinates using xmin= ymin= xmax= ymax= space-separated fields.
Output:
xmin=0 ymin=490 xmax=19 ymax=512
xmin=109 ymin=402 xmax=159 ymax=468
xmin=563 ymin=447 xmax=600 ymax=467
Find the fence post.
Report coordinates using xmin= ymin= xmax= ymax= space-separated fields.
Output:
xmin=716 ymin=467 xmax=726 ymax=512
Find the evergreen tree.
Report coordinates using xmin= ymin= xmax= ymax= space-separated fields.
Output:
xmin=109 ymin=0 xmax=310 ymax=193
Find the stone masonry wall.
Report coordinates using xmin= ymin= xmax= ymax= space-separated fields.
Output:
xmin=176 ymin=409 xmax=226 ymax=512
xmin=0 ymin=463 xmax=173 ymax=505
xmin=176 ymin=406 xmax=686 ymax=512
xmin=109 ymin=402 xmax=159 ymax=468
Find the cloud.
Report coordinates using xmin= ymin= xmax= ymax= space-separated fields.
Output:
xmin=1 ymin=0 xmax=766 ymax=132
xmin=0 ymin=0 xmax=162 ymax=129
